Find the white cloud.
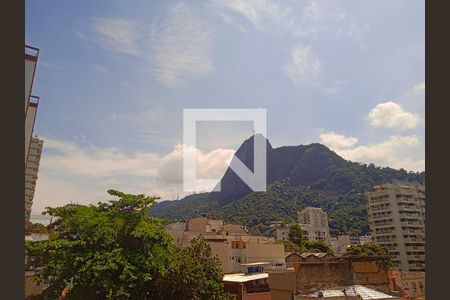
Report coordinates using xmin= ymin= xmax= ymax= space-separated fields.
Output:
xmin=210 ymin=0 xmax=367 ymax=41
xmin=412 ymin=81 xmax=425 ymax=94
xmin=92 ymin=18 xmax=142 ymax=57
xmin=284 ymin=44 xmax=321 ymax=86
xmin=156 ymin=144 xmax=235 ymax=184
xmin=42 ymin=137 xmax=160 ymax=178
xmin=33 ymin=137 xmax=235 ymax=213
xmin=32 ymin=176 xmax=106 ymax=214
xmin=93 ymin=64 xmax=109 ymax=76
xmin=367 ymin=101 xmax=422 ymax=130
xmin=210 ymin=0 xmax=289 ymax=30
xmin=149 ymin=2 xmax=214 ymax=87
xmin=289 ymin=1 xmax=367 ymax=41
xmin=319 ymin=131 xmax=358 ymax=149
xmin=397 ymin=81 xmax=425 ymax=113
xmin=86 ymin=3 xmax=214 ymax=88
xmin=320 ymin=132 xmax=424 ymax=172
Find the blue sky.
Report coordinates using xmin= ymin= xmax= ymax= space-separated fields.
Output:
xmin=26 ymin=0 xmax=424 ymax=213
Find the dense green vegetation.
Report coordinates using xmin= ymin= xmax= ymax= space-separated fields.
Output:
xmin=344 ymin=243 xmax=390 ymax=256
xmin=25 ymin=190 xmax=230 ymax=300
xmin=287 ymin=224 xmax=303 ymax=247
xmin=25 ymin=222 xmax=50 ymax=235
xmin=276 ymin=225 xmax=332 ymax=253
xmin=302 ymin=240 xmax=333 ymax=253
xmin=152 ymin=141 xmax=424 ymax=237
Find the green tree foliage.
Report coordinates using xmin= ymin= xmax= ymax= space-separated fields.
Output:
xmin=276 ymin=240 xmax=300 ymax=252
xmin=152 ymin=142 xmax=424 ymax=237
xmin=25 ymin=190 xmax=229 ymax=300
xmin=287 ymin=224 xmax=303 ymax=247
xmin=25 ymin=222 xmax=49 ymax=235
xmin=344 ymin=243 xmax=390 ymax=256
xmin=302 ymin=240 xmax=333 ymax=254
xmin=163 ymin=236 xmax=231 ymax=300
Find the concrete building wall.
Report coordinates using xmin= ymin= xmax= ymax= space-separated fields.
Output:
xmin=209 ymin=242 xmax=231 ymax=273
xmin=269 ymin=271 xmax=296 ymax=300
xmin=25 ymin=273 xmax=47 ymax=298
xmin=270 ymin=257 xmax=392 ymax=296
xmin=25 ymin=48 xmax=38 ymax=110
xmin=389 ymin=270 xmax=425 ymax=299
xmin=276 ymin=227 xmax=289 ymax=241
xmin=186 ymin=217 xmax=209 ymax=232
xmin=25 ymin=137 xmax=43 ymax=222
xmin=366 ymin=183 xmax=425 ymax=272
xmin=244 ymin=243 xmax=285 ymax=265
xmin=25 ymin=103 xmax=38 ymax=164
xmin=295 ymin=261 xmax=353 ymax=293
xmin=244 ymin=292 xmax=272 ymax=300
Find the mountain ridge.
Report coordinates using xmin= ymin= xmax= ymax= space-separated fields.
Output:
xmin=151 ymin=135 xmax=424 ymax=236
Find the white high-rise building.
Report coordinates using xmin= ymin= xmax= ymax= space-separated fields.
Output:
xmin=297 ymin=207 xmax=330 ymax=245
xmin=366 ymin=183 xmax=425 ymax=272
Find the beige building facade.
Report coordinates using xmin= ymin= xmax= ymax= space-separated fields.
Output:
xmin=366 ymin=183 xmax=425 ymax=272
xmin=25 ymin=137 xmax=43 ymax=221
xmin=25 ymin=45 xmax=43 ymax=223
xmin=298 ymin=207 xmax=330 ymax=245
xmin=166 ymin=217 xmax=285 ymax=273
xmin=389 ymin=270 xmax=425 ymax=300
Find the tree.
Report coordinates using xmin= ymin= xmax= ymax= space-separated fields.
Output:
xmin=163 ymin=236 xmax=231 ymax=300
xmin=287 ymin=224 xmax=303 ymax=248
xmin=26 ymin=190 xmax=229 ymax=300
xmin=302 ymin=240 xmax=333 ymax=254
xmin=276 ymin=240 xmax=300 ymax=252
xmin=25 ymin=222 xmax=49 ymax=235
xmin=344 ymin=243 xmax=390 ymax=256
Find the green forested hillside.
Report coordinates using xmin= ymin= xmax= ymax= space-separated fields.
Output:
xmin=151 ymin=137 xmax=425 ymax=237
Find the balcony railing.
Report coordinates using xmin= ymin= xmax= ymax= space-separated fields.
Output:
xmin=25 ymin=45 xmax=39 ymax=60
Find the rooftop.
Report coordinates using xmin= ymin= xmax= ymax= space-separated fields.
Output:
xmin=223 ymin=273 xmax=268 ymax=283
xmin=307 ymin=285 xmax=399 ymax=299
xmin=240 ymin=262 xmax=270 ymax=266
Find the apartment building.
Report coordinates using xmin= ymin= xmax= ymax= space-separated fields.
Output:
xmin=25 ymin=137 xmax=44 ymax=221
xmin=366 ymin=183 xmax=425 ymax=272
xmin=165 ymin=216 xmax=285 ymax=273
xmin=297 ymin=207 xmax=330 ymax=245
xmin=25 ymin=45 xmax=43 ymax=222
xmin=270 ymin=221 xmax=290 ymax=241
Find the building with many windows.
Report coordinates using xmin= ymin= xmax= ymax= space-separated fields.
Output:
xmin=366 ymin=183 xmax=425 ymax=272
xmin=25 ymin=45 xmax=43 ymax=222
xmin=25 ymin=137 xmax=44 ymax=221
xmin=297 ymin=207 xmax=330 ymax=245
xmin=166 ymin=216 xmax=285 ymax=273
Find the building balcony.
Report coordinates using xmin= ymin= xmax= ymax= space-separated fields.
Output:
xmin=376 ymin=238 xmax=397 ymax=244
xmin=398 ymin=208 xmax=421 ymax=215
xmin=370 ymin=215 xmax=392 ymax=221
xmin=405 ymin=245 xmax=425 ymax=251
xmin=408 ymin=254 xmax=425 ymax=261
xmin=402 ymin=229 xmax=421 ymax=234
xmin=372 ymin=222 xmax=394 ymax=227
xmin=403 ymin=237 xmax=424 ymax=243
xmin=374 ymin=231 xmax=395 ymax=237
xmin=400 ymin=221 xmax=422 ymax=227
xmin=409 ymin=263 xmax=425 ymax=270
